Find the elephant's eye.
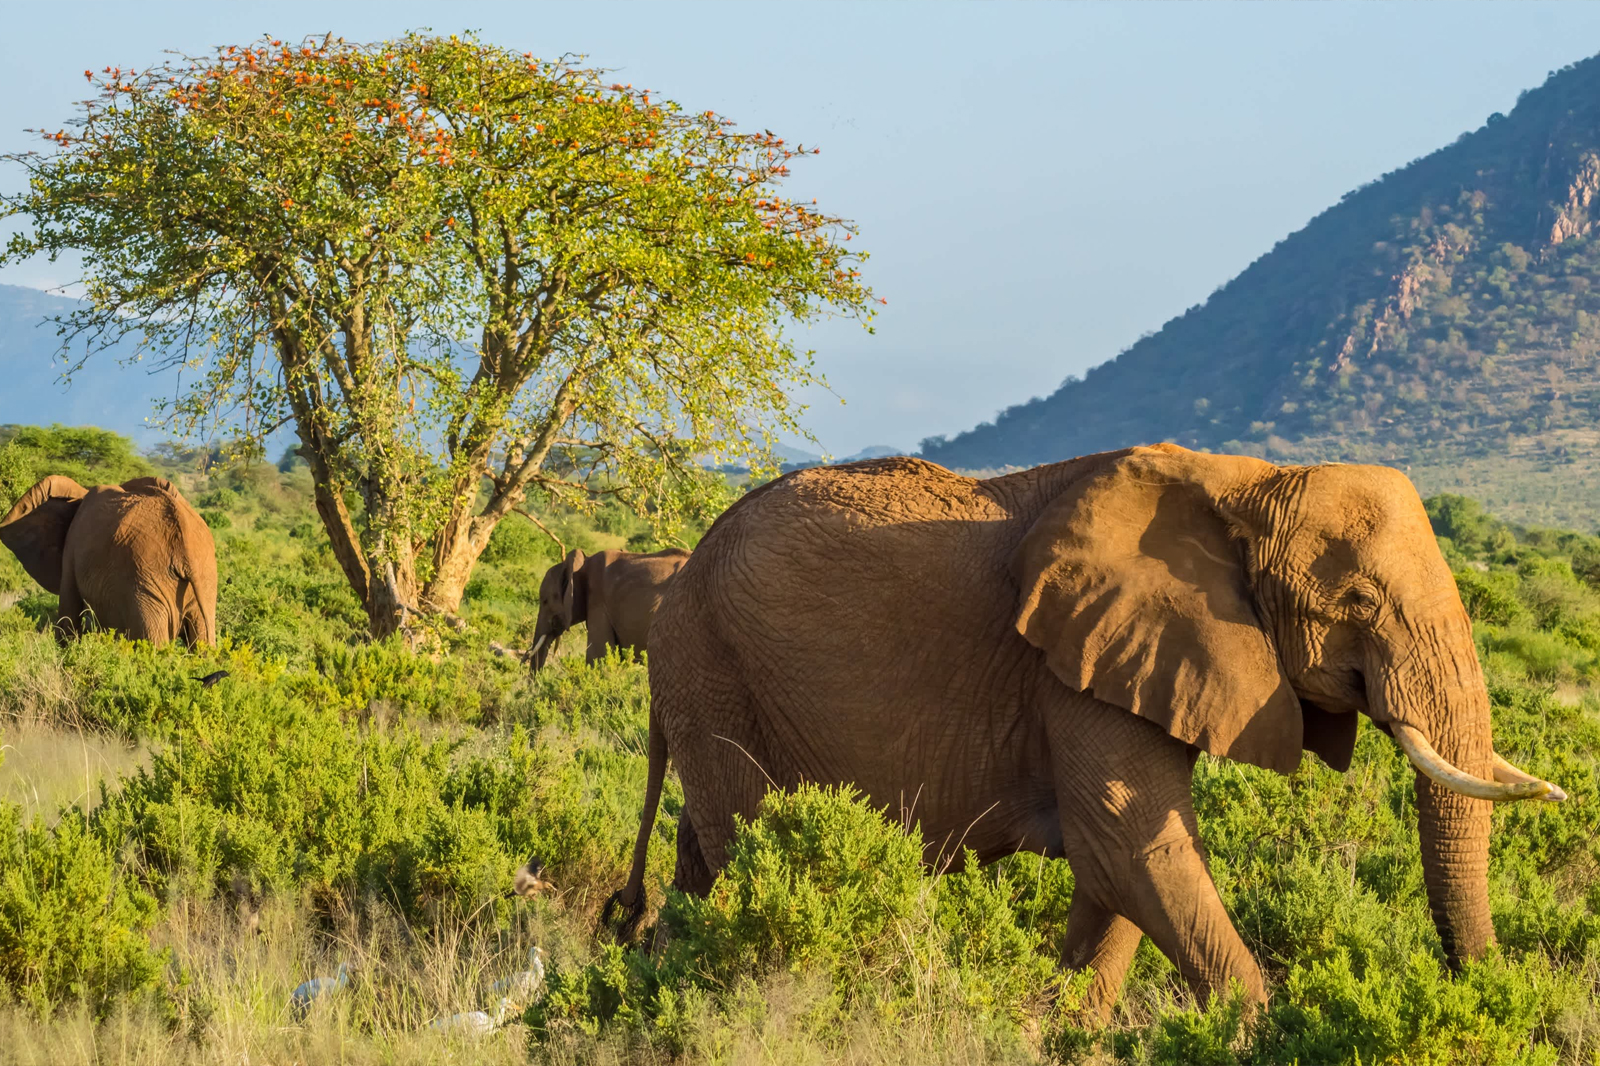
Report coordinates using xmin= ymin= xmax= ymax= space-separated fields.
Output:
xmin=1341 ymin=585 xmax=1380 ymax=617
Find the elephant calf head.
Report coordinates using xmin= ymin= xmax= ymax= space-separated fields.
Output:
xmin=529 ymin=549 xmax=587 ymax=670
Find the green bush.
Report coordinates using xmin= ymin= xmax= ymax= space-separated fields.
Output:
xmin=479 ymin=516 xmax=553 ymax=567
xmin=1255 ymin=950 xmax=1556 ymax=1066
xmin=664 ymin=783 xmax=925 ymax=993
xmin=535 ymin=784 xmax=1066 ymax=1046
xmin=0 ymin=801 xmax=166 ymax=1020
xmin=1455 ymin=568 xmax=1527 ymax=626
xmin=0 ymin=424 xmax=153 ymax=511
xmin=1478 ymin=626 xmax=1592 ymax=682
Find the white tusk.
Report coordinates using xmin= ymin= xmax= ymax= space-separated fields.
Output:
xmin=1493 ymin=753 xmax=1568 ymax=803
xmin=529 ymin=634 xmax=547 ymax=658
xmin=1390 ymin=722 xmax=1563 ymax=802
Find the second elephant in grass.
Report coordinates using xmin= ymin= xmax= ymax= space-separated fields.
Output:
xmin=528 ymin=547 xmax=691 ymax=670
xmin=610 ymin=444 xmax=1566 ymax=1020
xmin=0 ymin=474 xmax=216 ymax=647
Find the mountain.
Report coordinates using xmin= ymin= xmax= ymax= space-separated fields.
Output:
xmin=0 ymin=284 xmax=177 ymax=441
xmin=921 ymin=54 xmax=1600 ymax=529
xmin=773 ymin=442 xmax=822 ymax=465
xmin=837 ymin=445 xmax=906 ymax=462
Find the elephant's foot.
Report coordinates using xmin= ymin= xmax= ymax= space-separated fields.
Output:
xmin=600 ymin=887 xmax=648 ymax=943
xmin=1060 ymin=897 xmax=1143 ymax=1023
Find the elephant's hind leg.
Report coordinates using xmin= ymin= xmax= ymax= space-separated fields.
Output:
xmin=652 ymin=663 xmax=770 ymax=895
xmin=1045 ymin=696 xmax=1266 ymax=1018
xmin=53 ymin=559 xmax=84 ymax=643
xmin=672 ymin=805 xmax=714 ymax=896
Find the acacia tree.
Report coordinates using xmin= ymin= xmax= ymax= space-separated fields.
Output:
xmin=4 ymin=33 xmax=875 ymax=636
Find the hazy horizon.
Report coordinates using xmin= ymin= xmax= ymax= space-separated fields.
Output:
xmin=2 ymin=2 xmax=1598 ymax=456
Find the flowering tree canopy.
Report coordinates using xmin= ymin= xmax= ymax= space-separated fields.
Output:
xmin=4 ymin=33 xmax=876 ymax=636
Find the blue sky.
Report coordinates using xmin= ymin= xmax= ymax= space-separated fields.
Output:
xmin=3 ymin=2 xmax=1598 ymax=456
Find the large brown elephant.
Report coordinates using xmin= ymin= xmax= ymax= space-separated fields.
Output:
xmin=528 ymin=547 xmax=691 ymax=670
xmin=611 ymin=444 xmax=1565 ymax=1018
xmin=0 ymin=474 xmax=217 ymax=647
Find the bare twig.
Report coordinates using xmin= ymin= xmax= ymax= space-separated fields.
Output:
xmin=514 ymin=507 xmax=567 ymax=557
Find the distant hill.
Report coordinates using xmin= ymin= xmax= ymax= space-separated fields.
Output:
xmin=921 ymin=54 xmax=1600 ymax=529
xmin=0 ymin=284 xmax=176 ymax=440
xmin=838 ymin=445 xmax=906 ymax=461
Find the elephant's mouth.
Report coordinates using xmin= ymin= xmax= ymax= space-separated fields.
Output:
xmin=530 ymin=626 xmax=562 ymax=662
xmin=1303 ymin=670 xmax=1565 ymax=803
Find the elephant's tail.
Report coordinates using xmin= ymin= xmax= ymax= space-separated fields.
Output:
xmin=601 ymin=706 xmax=668 ymax=941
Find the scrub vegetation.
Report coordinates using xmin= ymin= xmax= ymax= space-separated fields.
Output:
xmin=0 ymin=425 xmax=1596 ymax=1064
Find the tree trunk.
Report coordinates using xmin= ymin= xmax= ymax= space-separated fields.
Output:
xmin=425 ymin=506 xmax=496 ymax=616
xmin=367 ymin=551 xmax=421 ymax=640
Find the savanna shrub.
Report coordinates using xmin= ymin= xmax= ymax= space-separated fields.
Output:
xmin=293 ymin=639 xmax=488 ymax=721
xmin=1455 ymin=568 xmax=1527 ymax=626
xmin=535 ymin=784 xmax=1067 ymax=1044
xmin=664 ymin=783 xmax=925 ymax=992
xmin=92 ymin=686 xmax=541 ymax=927
xmin=479 ymin=515 xmax=554 ymax=567
xmin=1255 ymin=950 xmax=1556 ymax=1066
xmin=0 ymin=801 xmax=166 ymax=1020
xmin=0 ymin=424 xmax=153 ymax=511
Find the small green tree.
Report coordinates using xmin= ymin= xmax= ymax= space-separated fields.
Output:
xmin=0 ymin=424 xmax=153 ymax=511
xmin=4 ymin=33 xmax=875 ymax=636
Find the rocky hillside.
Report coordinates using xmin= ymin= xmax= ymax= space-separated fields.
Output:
xmin=921 ymin=54 xmax=1600 ymax=528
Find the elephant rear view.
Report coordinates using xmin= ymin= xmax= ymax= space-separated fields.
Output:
xmin=0 ymin=474 xmax=217 ymax=647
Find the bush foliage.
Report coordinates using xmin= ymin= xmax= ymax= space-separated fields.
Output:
xmin=0 ymin=432 xmax=1598 ymax=1063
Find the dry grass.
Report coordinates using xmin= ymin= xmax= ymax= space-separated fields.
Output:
xmin=0 ymin=631 xmax=79 ymax=726
xmin=531 ymin=970 xmax=1043 ymax=1066
xmin=0 ymin=888 xmax=561 ymax=1065
xmin=0 ymin=720 xmax=151 ymax=824
xmin=0 ymin=881 xmax=1043 ymax=1066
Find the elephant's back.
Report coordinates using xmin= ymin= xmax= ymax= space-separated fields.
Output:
xmin=83 ymin=482 xmax=210 ymax=561
xmin=652 ymin=453 xmax=1120 ymax=823
xmin=686 ymin=452 xmax=1124 ymax=579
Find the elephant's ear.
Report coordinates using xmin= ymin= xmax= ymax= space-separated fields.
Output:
xmin=0 ymin=475 xmax=88 ymax=594
xmin=562 ymin=548 xmax=589 ymax=622
xmin=1012 ymin=444 xmax=1304 ymax=774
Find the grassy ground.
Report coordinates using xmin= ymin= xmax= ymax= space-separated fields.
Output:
xmin=1 ymin=431 xmax=1599 ymax=1063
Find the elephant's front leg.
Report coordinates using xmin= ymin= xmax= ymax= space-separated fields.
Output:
xmin=584 ymin=602 xmax=617 ymax=664
xmin=1044 ymin=694 xmax=1266 ymax=1019
xmin=1060 ymin=895 xmax=1144 ymax=1019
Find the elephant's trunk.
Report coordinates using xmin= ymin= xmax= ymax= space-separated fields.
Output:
xmin=530 ymin=619 xmax=561 ymax=672
xmin=1412 ymin=719 xmax=1495 ymax=967
xmin=1372 ymin=615 xmax=1561 ymax=968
